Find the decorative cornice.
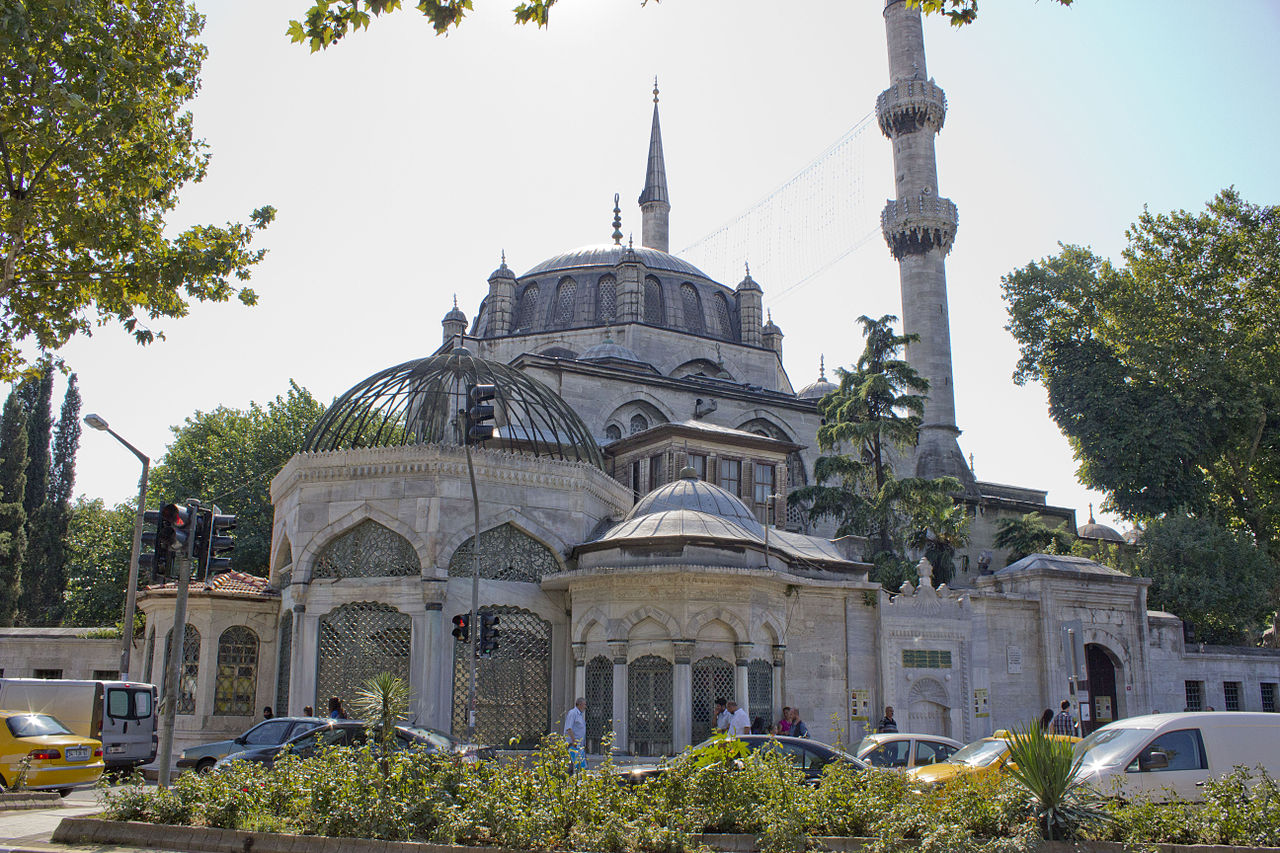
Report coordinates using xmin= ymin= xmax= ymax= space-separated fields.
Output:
xmin=876 ymin=79 xmax=946 ymax=138
xmin=881 ymin=193 xmax=958 ymax=258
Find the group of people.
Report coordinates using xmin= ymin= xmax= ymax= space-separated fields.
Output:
xmin=713 ymin=698 xmax=810 ymax=738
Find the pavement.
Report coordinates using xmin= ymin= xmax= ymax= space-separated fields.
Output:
xmin=0 ymin=787 xmax=167 ymax=853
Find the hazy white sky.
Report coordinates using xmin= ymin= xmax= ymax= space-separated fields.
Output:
xmin=57 ymin=0 xmax=1280 ymax=533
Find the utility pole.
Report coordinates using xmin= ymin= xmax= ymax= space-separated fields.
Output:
xmin=156 ymin=499 xmax=199 ymax=788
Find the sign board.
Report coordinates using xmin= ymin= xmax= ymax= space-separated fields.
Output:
xmin=1077 ymin=690 xmax=1092 ymax=721
xmin=1006 ymin=645 xmax=1022 ymax=674
xmin=850 ymin=689 xmax=870 ymax=722
xmin=1096 ymin=695 xmax=1113 ymax=722
xmin=973 ymin=688 xmax=989 ymax=718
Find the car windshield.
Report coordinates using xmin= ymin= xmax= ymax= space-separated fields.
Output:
xmin=1072 ymin=727 xmax=1152 ymax=769
xmin=946 ymin=739 xmax=1008 ymax=767
xmin=6 ymin=714 xmax=71 ymax=738
xmin=406 ymin=727 xmax=455 ymax=751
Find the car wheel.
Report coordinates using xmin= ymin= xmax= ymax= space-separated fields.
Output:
xmin=58 ymin=788 xmax=73 ymax=798
xmin=196 ymin=758 xmax=216 ymax=774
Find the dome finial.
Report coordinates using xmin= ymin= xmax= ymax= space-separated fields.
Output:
xmin=653 ymin=75 xmax=659 ymax=104
xmin=611 ymin=192 xmax=624 ymax=245
xmin=501 ymin=249 xmax=506 ymax=266
xmin=1088 ymin=502 xmax=1095 ymax=524
xmin=745 ymin=259 xmax=750 ymax=277
xmin=452 ymin=293 xmax=458 ymax=308
xmin=819 ymin=354 xmax=826 ymax=380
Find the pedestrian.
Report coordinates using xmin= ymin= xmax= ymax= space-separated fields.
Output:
xmin=1039 ymin=708 xmax=1054 ymax=731
xmin=1051 ymin=700 xmax=1076 ymax=735
xmin=303 ymin=705 xmax=314 ymax=717
xmin=715 ymin=697 xmax=731 ymax=732
xmin=877 ymin=706 xmax=898 ymax=733
xmin=564 ymin=696 xmax=588 ymax=772
xmin=777 ymin=706 xmax=792 ymax=735
xmin=727 ymin=700 xmax=752 ymax=735
xmin=263 ymin=706 xmax=274 ymax=720
xmin=752 ymin=715 xmax=765 ymax=735
xmin=328 ymin=696 xmax=347 ymax=720
xmin=788 ymin=707 xmax=810 ymax=738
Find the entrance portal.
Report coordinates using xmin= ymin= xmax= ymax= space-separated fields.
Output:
xmin=1084 ymin=643 xmax=1118 ymax=734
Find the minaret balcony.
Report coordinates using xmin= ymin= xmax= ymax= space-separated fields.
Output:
xmin=881 ymin=193 xmax=958 ymax=259
xmin=876 ymin=79 xmax=947 ymax=138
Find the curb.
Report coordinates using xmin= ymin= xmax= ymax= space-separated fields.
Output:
xmin=0 ymin=792 xmax=62 ymax=812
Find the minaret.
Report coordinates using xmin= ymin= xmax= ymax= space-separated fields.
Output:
xmin=638 ymin=78 xmax=670 ymax=253
xmin=877 ymin=0 xmax=975 ymax=490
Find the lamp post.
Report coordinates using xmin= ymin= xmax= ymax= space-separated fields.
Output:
xmin=83 ymin=413 xmax=149 ymax=681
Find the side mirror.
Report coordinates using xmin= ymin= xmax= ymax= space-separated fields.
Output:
xmin=234 ymin=737 xmax=246 ymax=745
xmin=1138 ymin=751 xmax=1169 ymax=771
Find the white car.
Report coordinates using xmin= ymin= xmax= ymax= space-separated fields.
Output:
xmin=856 ymin=732 xmax=962 ymax=769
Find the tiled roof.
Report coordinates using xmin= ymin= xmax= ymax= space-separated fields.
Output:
xmin=146 ymin=570 xmax=276 ymax=598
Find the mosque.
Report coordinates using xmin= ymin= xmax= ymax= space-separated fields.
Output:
xmin=123 ymin=0 xmax=1279 ymax=756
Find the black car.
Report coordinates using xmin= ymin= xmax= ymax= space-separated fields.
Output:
xmin=178 ymin=716 xmax=329 ymax=772
xmin=214 ymin=720 xmax=442 ymax=769
xmin=617 ymin=734 xmax=868 ymax=784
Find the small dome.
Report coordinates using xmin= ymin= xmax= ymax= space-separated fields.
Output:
xmin=627 ymin=470 xmax=761 ymax=530
xmin=444 ymin=305 xmax=466 ymax=323
xmin=737 ymin=270 xmax=761 ymax=292
xmin=798 ymin=356 xmax=836 ymax=400
xmin=1077 ymin=505 xmax=1125 ymax=543
xmin=488 ymin=259 xmax=516 ymax=281
xmin=580 ymin=340 xmax=648 ymax=366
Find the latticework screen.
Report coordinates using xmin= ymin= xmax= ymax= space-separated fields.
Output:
xmin=214 ymin=627 xmax=258 ymax=716
xmin=691 ymin=656 xmax=735 ymax=742
xmin=447 ymin=524 xmax=559 ymax=582
xmin=451 ymin=605 xmax=551 ymax=748
xmin=162 ymin=624 xmax=200 ymax=715
xmin=584 ymin=655 xmax=613 ymax=753
xmin=628 ymin=655 xmax=673 ymax=756
xmin=276 ymin=611 xmax=293 ymax=712
xmin=313 ymin=520 xmax=420 ymax=579
xmin=316 ymin=602 xmax=411 ymax=709
xmin=748 ymin=660 xmax=773 ymax=730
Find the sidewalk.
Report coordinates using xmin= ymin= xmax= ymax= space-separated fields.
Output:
xmin=0 ymin=790 xmax=166 ymax=853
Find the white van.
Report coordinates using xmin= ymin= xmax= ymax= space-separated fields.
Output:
xmin=1073 ymin=712 xmax=1280 ymax=801
xmin=0 ymin=678 xmax=157 ymax=771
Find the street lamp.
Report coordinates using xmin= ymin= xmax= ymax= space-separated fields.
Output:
xmin=83 ymin=413 xmax=150 ymax=681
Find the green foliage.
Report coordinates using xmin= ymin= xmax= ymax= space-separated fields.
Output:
xmin=1136 ymin=514 xmax=1279 ymax=645
xmin=61 ymin=497 xmax=137 ymax=627
xmin=1098 ymin=767 xmax=1280 ymax=847
xmin=148 ymin=382 xmax=324 ymax=575
xmin=1002 ymin=190 xmax=1280 ymax=554
xmin=993 ymin=512 xmax=1075 ymax=566
xmin=352 ymin=672 xmax=411 ymax=749
xmin=0 ymin=0 xmax=275 ymax=380
xmin=1004 ymin=722 xmax=1106 ymax=840
xmin=0 ymin=391 xmax=28 ymax=625
xmin=912 ymin=0 xmax=1072 ymax=27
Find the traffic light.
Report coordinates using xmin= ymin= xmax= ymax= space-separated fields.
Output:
xmin=195 ymin=509 xmax=236 ymax=577
xmin=451 ymin=614 xmax=470 ymax=642
xmin=479 ymin=612 xmax=500 ymax=657
xmin=140 ymin=509 xmax=169 ymax=580
xmin=157 ymin=503 xmax=193 ymax=556
xmin=463 ymin=384 xmax=498 ymax=445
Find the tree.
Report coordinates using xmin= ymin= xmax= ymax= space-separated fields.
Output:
xmin=993 ymin=512 xmax=1075 ymax=566
xmin=21 ymin=374 xmax=81 ymax=625
xmin=17 ymin=365 xmax=52 ymax=520
xmin=287 ymin=0 xmax=1073 ymax=51
xmin=1003 ymin=190 xmax=1280 ymax=553
xmin=1137 ymin=515 xmax=1278 ymax=646
xmin=148 ymin=382 xmax=324 ymax=575
xmin=62 ymin=497 xmax=136 ymax=627
xmin=0 ymin=392 xmax=27 ymax=625
xmin=0 ymin=0 xmax=275 ymax=380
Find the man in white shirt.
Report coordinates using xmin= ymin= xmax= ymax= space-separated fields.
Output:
xmin=726 ymin=700 xmax=751 ymax=736
xmin=564 ymin=697 xmax=587 ymax=771
xmin=715 ymin=698 xmax=730 ymax=732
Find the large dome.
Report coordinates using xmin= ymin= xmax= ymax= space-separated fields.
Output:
xmin=304 ymin=347 xmax=604 ymax=468
xmin=523 ymin=244 xmax=708 ymax=278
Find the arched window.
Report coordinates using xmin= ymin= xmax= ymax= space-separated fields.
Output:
xmin=276 ymin=611 xmax=293 ymax=712
xmin=313 ymin=520 xmax=420 ymax=580
xmin=162 ymin=624 xmax=200 ymax=716
xmin=714 ymin=293 xmax=734 ymax=340
xmin=643 ymin=277 xmax=664 ymax=325
xmin=596 ymin=276 xmax=616 ymax=323
xmin=447 ymin=523 xmax=559 ymax=582
xmin=214 ymin=627 xmax=258 ymax=716
xmin=629 ymin=414 xmax=648 ymax=435
xmin=691 ymin=656 xmax=735 ymax=742
xmin=585 ymin=655 xmax=613 ymax=753
xmin=517 ymin=284 xmax=540 ymax=330
xmin=604 ymin=424 xmax=622 ymax=442
xmin=452 ymin=606 xmax=551 ymax=747
xmin=681 ymin=283 xmax=705 ymax=335
xmin=628 ymin=655 xmax=673 ymax=756
xmin=748 ymin=660 xmax=773 ymax=731
xmin=317 ymin=602 xmax=411 ymax=712
xmin=553 ymin=277 xmax=577 ymax=327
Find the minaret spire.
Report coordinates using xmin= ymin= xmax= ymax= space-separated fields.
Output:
xmin=877 ymin=0 xmax=974 ymax=491
xmin=638 ymin=77 xmax=671 ymax=253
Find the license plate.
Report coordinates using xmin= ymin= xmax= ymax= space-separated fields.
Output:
xmin=65 ymin=746 xmax=89 ymax=762
xmin=107 ymin=745 xmax=125 ymax=754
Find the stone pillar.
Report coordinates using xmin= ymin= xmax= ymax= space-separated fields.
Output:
xmin=772 ymin=644 xmax=786 ymax=715
xmin=609 ymin=640 xmax=629 ymax=752
xmin=736 ymin=271 xmax=763 ymax=347
xmin=418 ymin=603 xmax=441 ymax=726
xmin=295 ymin=606 xmax=318 ymax=714
xmin=673 ymin=640 xmax=694 ymax=750
xmin=572 ymin=642 xmax=587 ymax=701
xmin=734 ymin=642 xmax=752 ymax=712
xmin=615 ymin=245 xmax=642 ymax=323
xmin=287 ymin=603 xmax=304 ymax=715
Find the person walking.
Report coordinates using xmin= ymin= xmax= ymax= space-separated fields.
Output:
xmin=727 ymin=700 xmax=752 ymax=735
xmin=877 ymin=706 xmax=898 ymax=733
xmin=715 ymin=698 xmax=731 ymax=733
xmin=564 ymin=696 xmax=588 ymax=772
xmin=788 ymin=707 xmax=810 ymax=738
xmin=1051 ymin=700 xmax=1077 ymax=735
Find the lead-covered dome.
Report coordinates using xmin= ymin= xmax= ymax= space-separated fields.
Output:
xmin=305 ymin=347 xmax=604 ymax=469
xmin=627 ymin=468 xmax=761 ymax=529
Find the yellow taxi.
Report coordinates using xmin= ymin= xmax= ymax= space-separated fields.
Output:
xmin=908 ymin=729 xmax=1079 ymax=787
xmin=0 ymin=710 xmax=104 ymax=795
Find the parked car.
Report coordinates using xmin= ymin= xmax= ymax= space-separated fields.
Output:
xmin=0 ymin=711 xmax=104 ymax=796
xmin=1073 ymin=712 xmax=1280 ymax=801
xmin=908 ymin=729 xmax=1079 ymax=787
xmin=617 ymin=734 xmax=868 ymax=785
xmin=179 ymin=716 xmax=328 ymax=773
xmin=401 ymin=725 xmax=496 ymax=762
xmin=855 ymin=732 xmax=962 ymax=769
xmin=0 ymin=678 xmax=157 ymax=772
xmin=214 ymin=719 xmax=445 ymax=769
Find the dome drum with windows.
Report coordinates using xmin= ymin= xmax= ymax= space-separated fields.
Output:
xmin=304 ymin=347 xmax=604 ymax=469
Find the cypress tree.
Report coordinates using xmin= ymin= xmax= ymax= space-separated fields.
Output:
xmin=18 ymin=366 xmax=52 ymax=522
xmin=0 ymin=392 xmax=29 ymax=626
xmin=24 ymin=376 xmax=81 ymax=625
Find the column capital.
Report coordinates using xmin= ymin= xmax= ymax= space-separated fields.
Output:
xmin=772 ymin=644 xmax=786 ymax=667
xmin=734 ymin=642 xmax=753 ymax=666
xmin=571 ymin=641 xmax=587 ymax=666
xmin=672 ymin=640 xmax=695 ymax=665
xmin=607 ymin=640 xmax=629 ymax=665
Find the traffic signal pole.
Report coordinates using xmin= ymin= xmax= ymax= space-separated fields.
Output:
xmin=465 ymin=441 xmax=481 ymax=742
xmin=157 ymin=499 xmax=199 ymax=788
xmin=120 ymin=456 xmax=149 ymax=681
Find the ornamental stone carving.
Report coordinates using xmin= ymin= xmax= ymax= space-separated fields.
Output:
xmin=876 ymin=79 xmax=947 ymax=138
xmin=881 ymin=193 xmax=959 ymax=258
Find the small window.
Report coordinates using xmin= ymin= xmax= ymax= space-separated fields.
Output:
xmin=33 ymin=669 xmax=62 ymax=680
xmin=604 ymin=424 xmax=622 ymax=442
xmin=1184 ymin=680 xmax=1204 ymax=712
xmin=1263 ymin=683 xmax=1278 ymax=713
xmin=553 ymin=278 xmax=577 ymax=327
xmin=719 ymin=459 xmax=741 ymax=496
xmin=631 ymin=460 xmax=642 ymax=503
xmin=649 ymin=454 xmax=664 ymax=491
xmin=865 ymin=740 xmax=910 ymax=768
xmin=644 ymin=277 xmax=664 ymax=324
xmin=629 ymin=414 xmax=648 ymax=435
xmin=93 ymin=669 xmax=119 ymax=681
xmin=133 ymin=690 xmax=153 ymax=719
xmin=687 ymin=454 xmax=707 ymax=480
xmin=753 ymin=463 xmax=775 ymax=507
xmin=915 ymin=740 xmax=956 ymax=766
xmin=902 ymin=650 xmax=952 ymax=669
xmin=596 ymin=276 xmax=616 ymax=323
xmin=107 ymin=689 xmax=131 ymax=719
xmin=1223 ymin=681 xmax=1241 ymax=712
xmin=681 ymin=283 xmax=705 ymax=335
xmin=1132 ymin=728 xmax=1207 ymax=773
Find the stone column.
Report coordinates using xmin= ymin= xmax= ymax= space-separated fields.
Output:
xmin=673 ymin=640 xmax=694 ymax=750
xmin=772 ymin=644 xmax=786 ymax=715
xmin=295 ymin=606 xmax=319 ymax=714
xmin=572 ymin=642 xmax=587 ymax=700
xmin=417 ymin=603 xmax=441 ymax=726
xmin=609 ymin=640 xmax=629 ymax=752
xmin=734 ymin=642 xmax=752 ymax=712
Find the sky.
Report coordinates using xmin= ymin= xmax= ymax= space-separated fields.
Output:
xmin=54 ymin=0 xmax=1280 ymax=533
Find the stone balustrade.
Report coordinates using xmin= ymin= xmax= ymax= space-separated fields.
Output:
xmin=875 ymin=79 xmax=947 ymax=138
xmin=880 ymin=193 xmax=959 ymax=258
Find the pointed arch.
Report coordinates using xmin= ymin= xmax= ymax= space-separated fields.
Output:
xmin=296 ymin=503 xmax=428 ymax=583
xmin=553 ymin=277 xmax=577 ymax=327
xmin=687 ymin=606 xmax=748 ymax=643
xmin=643 ymin=276 xmax=664 ymax=325
xmin=446 ymin=522 xmax=562 ymax=583
xmin=516 ymin=283 xmax=540 ymax=330
xmin=310 ymin=519 xmax=421 ymax=580
xmin=680 ymin=283 xmax=705 ymax=335
xmin=596 ymin=275 xmax=617 ymax=323
xmin=618 ymin=605 xmax=680 ymax=640
xmin=437 ymin=509 xmax=570 ymax=573
xmin=574 ymin=605 xmax=614 ymax=644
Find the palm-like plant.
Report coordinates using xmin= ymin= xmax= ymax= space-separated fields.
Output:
xmin=1006 ymin=722 xmax=1108 ymax=840
xmin=351 ymin=671 xmax=410 ymax=747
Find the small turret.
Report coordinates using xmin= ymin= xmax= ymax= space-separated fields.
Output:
xmin=736 ymin=263 xmax=763 ymax=347
xmin=486 ymin=252 xmax=517 ymax=336
xmin=442 ymin=295 xmax=467 ymax=347
xmin=762 ymin=309 xmax=783 ymax=356
xmin=615 ymin=234 xmax=642 ymax=323
xmin=638 ymin=79 xmax=671 ymax=253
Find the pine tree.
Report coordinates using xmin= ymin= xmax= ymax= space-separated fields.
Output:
xmin=0 ymin=393 xmax=29 ymax=626
xmin=24 ymin=376 xmax=81 ymax=625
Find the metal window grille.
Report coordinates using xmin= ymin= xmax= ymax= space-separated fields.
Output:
xmin=902 ymin=650 xmax=952 ymax=669
xmin=605 ymin=424 xmax=622 ymax=442
xmin=1184 ymin=680 xmax=1204 ymax=712
xmin=447 ymin=523 xmax=559 ymax=582
xmin=33 ymin=669 xmax=62 ymax=679
xmin=691 ymin=656 xmax=735 ymax=742
xmin=1262 ymin=683 xmax=1277 ymax=713
xmin=162 ymin=624 xmax=200 ymax=715
xmin=643 ymin=278 xmax=663 ymax=324
xmin=628 ymin=655 xmax=673 ymax=756
xmin=748 ymin=660 xmax=773 ymax=730
xmin=143 ymin=628 xmax=155 ymax=684
xmin=313 ymin=520 xmax=420 ymax=580
xmin=585 ymin=655 xmax=613 ymax=753
xmin=786 ymin=451 xmax=807 ymax=532
xmin=517 ymin=285 xmax=540 ymax=329
xmin=1223 ymin=681 xmax=1241 ymax=712
xmin=714 ymin=293 xmax=734 ymax=340
xmin=93 ymin=670 xmax=119 ymax=680
xmin=276 ymin=611 xmax=293 ymax=712
xmin=554 ymin=278 xmax=577 ymax=326
xmin=214 ymin=627 xmax=258 ymax=716
xmin=317 ymin=602 xmax=411 ymax=711
xmin=451 ymin=605 xmax=551 ymax=747
xmin=681 ymin=284 xmax=704 ymax=335
xmin=629 ymin=414 xmax=648 ymax=435
xmin=596 ymin=277 xmax=616 ymax=323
